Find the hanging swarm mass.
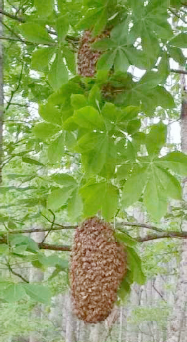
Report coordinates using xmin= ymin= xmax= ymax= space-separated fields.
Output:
xmin=70 ymin=217 xmax=127 ymax=323
xmin=77 ymin=30 xmax=110 ymax=77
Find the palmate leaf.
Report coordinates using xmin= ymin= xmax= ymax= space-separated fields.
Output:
xmin=122 ymin=150 xmax=183 ymax=220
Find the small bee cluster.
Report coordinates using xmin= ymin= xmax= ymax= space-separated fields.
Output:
xmin=77 ymin=30 xmax=110 ymax=77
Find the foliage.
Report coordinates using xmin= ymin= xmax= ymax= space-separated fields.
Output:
xmin=0 ymin=0 xmax=187 ymax=337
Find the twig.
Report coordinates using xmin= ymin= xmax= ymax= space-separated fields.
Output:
xmin=0 ymin=35 xmax=55 ymax=46
xmin=2 ymin=21 xmax=23 ymax=40
xmin=41 ymin=209 xmax=56 ymax=243
xmin=152 ymin=279 xmax=166 ymax=302
xmin=41 ymin=212 xmax=76 ymax=229
xmin=7 ymin=262 xmax=29 ymax=283
xmin=169 ymin=8 xmax=187 ymax=23
xmin=6 ymin=61 xmax=24 ymax=110
xmin=0 ymin=9 xmax=24 ymax=22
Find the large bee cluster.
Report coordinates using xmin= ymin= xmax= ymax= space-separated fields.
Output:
xmin=70 ymin=217 xmax=127 ymax=323
xmin=77 ymin=30 xmax=110 ymax=77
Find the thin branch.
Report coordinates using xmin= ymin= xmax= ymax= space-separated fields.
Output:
xmin=6 ymin=61 xmax=24 ymax=110
xmin=2 ymin=21 xmax=23 ymax=40
xmin=41 ymin=209 xmax=56 ymax=243
xmin=0 ymin=35 xmax=55 ymax=46
xmin=138 ymin=231 xmax=187 ymax=242
xmin=38 ymin=242 xmax=71 ymax=252
xmin=169 ymin=8 xmax=187 ymax=23
xmin=7 ymin=262 xmax=29 ymax=283
xmin=0 ymin=226 xmax=75 ymax=235
xmin=171 ymin=68 xmax=187 ymax=75
xmin=0 ymin=9 xmax=24 ymax=22
xmin=152 ymin=279 xmax=166 ymax=302
xmin=117 ymin=221 xmax=163 ymax=232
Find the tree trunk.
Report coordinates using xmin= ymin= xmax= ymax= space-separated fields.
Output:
xmin=0 ymin=0 xmax=3 ymax=183
xmin=166 ymin=79 xmax=187 ymax=342
xmin=29 ymin=231 xmax=45 ymax=342
xmin=65 ymin=291 xmax=77 ymax=342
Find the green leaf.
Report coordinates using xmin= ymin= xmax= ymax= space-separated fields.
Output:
xmin=138 ymin=71 xmax=163 ymax=90
xmin=157 ymin=52 xmax=170 ymax=83
xmin=68 ymin=190 xmax=83 ymax=222
xmin=102 ymin=183 xmax=118 ymax=220
xmin=141 ymin=27 xmax=160 ymax=67
xmin=115 ymin=230 xmax=137 ymax=247
xmin=144 ymin=176 xmax=167 ymax=221
xmin=81 ymin=134 xmax=108 ymax=175
xmin=57 ymin=15 xmax=69 ymax=41
xmin=48 ymin=133 xmax=65 ymax=164
xmin=3 ymin=284 xmax=26 ymax=303
xmin=114 ymin=49 xmax=130 ymax=73
xmin=93 ymin=7 xmax=107 ymax=36
xmin=47 ymin=187 xmax=75 ymax=210
xmin=146 ymin=123 xmax=167 ymax=155
xmin=73 ymin=106 xmax=105 ymax=130
xmin=48 ymin=52 xmax=69 ymax=90
xmin=24 ymin=284 xmax=51 ymax=304
xmin=19 ymin=23 xmax=53 ymax=44
xmin=127 ymin=247 xmax=146 ymax=285
xmin=31 ymin=47 xmax=55 ymax=72
xmin=127 ymin=119 xmax=141 ymax=135
xmin=122 ymin=168 xmax=148 ymax=208
xmin=88 ymin=85 xmax=101 ymax=109
xmin=33 ymin=122 xmax=60 ymax=140
xmin=80 ymin=181 xmax=119 ymax=220
xmin=97 ymin=51 xmax=116 ymax=71
xmin=63 ymin=47 xmax=76 ymax=74
xmin=170 ymin=33 xmax=187 ymax=48
xmin=39 ymin=102 xmax=62 ymax=125
xmin=157 ymin=152 xmax=187 ymax=176
xmin=111 ymin=19 xmax=129 ymax=45
xmin=92 ymin=38 xmax=117 ymax=51
xmin=0 ymin=244 xmax=9 ymax=254
xmin=154 ymin=166 xmax=182 ymax=200
xmin=167 ymin=46 xmax=186 ymax=65
xmin=51 ymin=173 xmax=77 ymax=187
xmin=34 ymin=0 xmax=53 ymax=16
xmin=71 ymin=94 xmax=87 ymax=110
xmin=22 ymin=157 xmax=44 ymax=166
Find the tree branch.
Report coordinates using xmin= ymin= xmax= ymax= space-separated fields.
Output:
xmin=38 ymin=242 xmax=71 ymax=252
xmin=137 ymin=231 xmax=187 ymax=242
xmin=117 ymin=221 xmax=163 ymax=232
